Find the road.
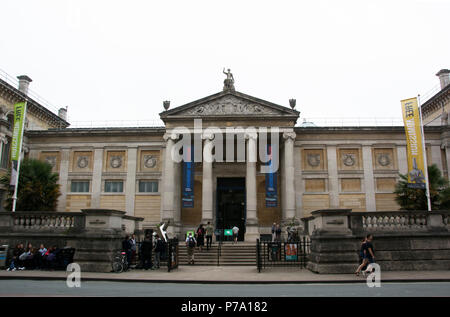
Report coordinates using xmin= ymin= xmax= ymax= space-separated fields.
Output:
xmin=0 ymin=279 xmax=449 ymax=297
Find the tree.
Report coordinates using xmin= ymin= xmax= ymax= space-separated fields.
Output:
xmin=394 ymin=164 xmax=450 ymax=210
xmin=0 ymin=158 xmax=61 ymax=211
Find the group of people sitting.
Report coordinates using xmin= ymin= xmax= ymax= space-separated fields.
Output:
xmin=6 ymin=243 xmax=72 ymax=271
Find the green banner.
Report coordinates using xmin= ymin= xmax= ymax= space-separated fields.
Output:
xmin=11 ymin=102 xmax=26 ymax=161
xmin=224 ymin=229 xmax=233 ymax=236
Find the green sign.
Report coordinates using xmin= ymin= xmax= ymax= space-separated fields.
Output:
xmin=11 ymin=102 xmax=26 ymax=161
xmin=186 ymin=230 xmax=194 ymax=238
xmin=224 ymin=229 xmax=233 ymax=236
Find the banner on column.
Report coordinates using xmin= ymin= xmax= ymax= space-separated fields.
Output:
xmin=182 ymin=145 xmax=194 ymax=208
xmin=10 ymin=102 xmax=26 ymax=187
xmin=265 ymin=144 xmax=278 ymax=207
xmin=401 ymin=97 xmax=426 ymax=189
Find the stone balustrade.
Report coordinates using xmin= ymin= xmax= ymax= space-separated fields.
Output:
xmin=0 ymin=209 xmax=144 ymax=272
xmin=360 ymin=212 xmax=428 ymax=231
xmin=12 ymin=212 xmax=82 ymax=230
xmin=303 ymin=209 xmax=450 ymax=274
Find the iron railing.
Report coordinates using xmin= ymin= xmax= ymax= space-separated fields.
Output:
xmin=167 ymin=238 xmax=179 ymax=272
xmin=256 ymin=237 xmax=311 ymax=272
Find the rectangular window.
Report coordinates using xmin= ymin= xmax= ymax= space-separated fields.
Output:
xmin=139 ymin=180 xmax=158 ymax=193
xmin=105 ymin=180 xmax=124 ymax=193
xmin=71 ymin=181 xmax=90 ymax=193
xmin=1 ymin=141 xmax=10 ymax=169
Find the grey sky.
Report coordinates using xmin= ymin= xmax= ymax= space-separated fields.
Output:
xmin=1 ymin=0 xmax=449 ymax=126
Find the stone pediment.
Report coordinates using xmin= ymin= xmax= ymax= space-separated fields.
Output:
xmin=160 ymin=91 xmax=299 ymax=121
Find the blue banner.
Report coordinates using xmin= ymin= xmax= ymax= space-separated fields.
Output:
xmin=265 ymin=144 xmax=278 ymax=207
xmin=182 ymin=145 xmax=194 ymax=208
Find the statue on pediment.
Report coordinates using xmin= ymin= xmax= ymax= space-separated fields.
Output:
xmin=223 ymin=68 xmax=235 ymax=91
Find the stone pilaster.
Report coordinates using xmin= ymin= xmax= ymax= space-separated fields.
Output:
xmin=396 ymin=145 xmax=408 ymax=175
xmin=282 ymin=131 xmax=296 ymax=222
xmin=125 ymin=147 xmax=137 ymax=216
xmin=57 ymin=148 xmax=70 ymax=212
xmin=245 ymin=131 xmax=259 ymax=241
xmin=326 ymin=146 xmax=339 ymax=208
xmin=202 ymin=132 xmax=214 ymax=223
xmin=91 ymin=148 xmax=104 ymax=208
xmin=362 ymin=145 xmax=376 ymax=211
xmin=431 ymin=145 xmax=443 ymax=172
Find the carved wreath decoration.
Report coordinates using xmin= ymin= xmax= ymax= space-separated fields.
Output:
xmin=143 ymin=155 xmax=157 ymax=168
xmin=342 ymin=154 xmax=356 ymax=167
xmin=110 ymin=156 xmax=123 ymax=168
xmin=307 ymin=154 xmax=321 ymax=167
xmin=377 ymin=153 xmax=391 ymax=167
xmin=77 ymin=156 xmax=89 ymax=169
xmin=45 ymin=156 xmax=56 ymax=167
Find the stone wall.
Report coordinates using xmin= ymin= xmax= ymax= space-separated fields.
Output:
xmin=304 ymin=209 xmax=450 ymax=273
xmin=0 ymin=209 xmax=143 ymax=272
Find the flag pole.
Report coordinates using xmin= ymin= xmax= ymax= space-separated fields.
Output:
xmin=417 ymin=94 xmax=431 ymax=211
xmin=11 ymin=100 xmax=27 ymax=212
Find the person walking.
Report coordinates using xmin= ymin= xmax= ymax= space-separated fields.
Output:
xmin=275 ymin=224 xmax=282 ymax=242
xmin=185 ymin=232 xmax=196 ymax=265
xmin=122 ymin=235 xmax=132 ymax=270
xmin=196 ymin=224 xmax=205 ymax=252
xmin=232 ymin=225 xmax=239 ymax=244
xmin=141 ymin=234 xmax=153 ymax=270
xmin=271 ymin=223 xmax=276 ymax=242
xmin=205 ymin=222 xmax=214 ymax=251
xmin=154 ymin=234 xmax=164 ymax=269
xmin=130 ymin=234 xmax=137 ymax=266
xmin=355 ymin=234 xmax=375 ymax=276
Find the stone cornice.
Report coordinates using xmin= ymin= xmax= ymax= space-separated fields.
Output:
xmin=0 ymin=77 xmax=69 ymax=128
xmin=421 ymin=84 xmax=450 ymax=119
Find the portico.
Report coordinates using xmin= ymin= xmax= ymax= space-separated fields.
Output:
xmin=159 ymin=88 xmax=299 ymax=241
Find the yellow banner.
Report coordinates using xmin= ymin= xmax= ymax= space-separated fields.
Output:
xmin=401 ymin=97 xmax=426 ymax=189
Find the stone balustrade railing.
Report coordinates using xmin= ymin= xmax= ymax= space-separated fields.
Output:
xmin=360 ymin=212 xmax=428 ymax=231
xmin=301 ymin=209 xmax=450 ymax=236
xmin=12 ymin=212 xmax=82 ymax=229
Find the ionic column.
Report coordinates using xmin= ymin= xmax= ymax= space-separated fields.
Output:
xmin=245 ymin=131 xmax=259 ymax=241
xmin=282 ymin=132 xmax=296 ymax=222
xmin=162 ymin=133 xmax=178 ymax=224
xmin=202 ymin=133 xmax=214 ymax=223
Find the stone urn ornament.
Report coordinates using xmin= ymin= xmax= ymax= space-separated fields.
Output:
xmin=289 ymin=98 xmax=296 ymax=109
xmin=163 ymin=100 xmax=170 ymax=111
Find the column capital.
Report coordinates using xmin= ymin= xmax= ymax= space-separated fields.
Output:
xmin=244 ymin=131 xmax=258 ymax=140
xmin=283 ymin=131 xmax=296 ymax=141
xmin=202 ymin=132 xmax=215 ymax=141
xmin=163 ymin=132 xmax=179 ymax=141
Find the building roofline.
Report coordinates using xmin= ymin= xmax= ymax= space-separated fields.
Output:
xmin=0 ymin=77 xmax=70 ymax=128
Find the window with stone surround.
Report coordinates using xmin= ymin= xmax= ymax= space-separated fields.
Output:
xmin=70 ymin=180 xmax=90 ymax=193
xmin=105 ymin=180 xmax=124 ymax=193
xmin=138 ymin=180 xmax=158 ymax=193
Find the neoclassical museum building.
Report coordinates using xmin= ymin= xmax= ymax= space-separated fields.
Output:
xmin=0 ymin=69 xmax=449 ymax=241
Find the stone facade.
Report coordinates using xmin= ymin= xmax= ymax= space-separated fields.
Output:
xmin=1 ymin=74 xmax=450 ymax=242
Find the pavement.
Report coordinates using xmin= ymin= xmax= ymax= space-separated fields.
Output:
xmin=1 ymin=266 xmax=450 ymax=284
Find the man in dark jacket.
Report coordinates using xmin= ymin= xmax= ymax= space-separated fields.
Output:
xmin=141 ymin=235 xmax=153 ymax=270
xmin=122 ymin=235 xmax=132 ymax=269
xmin=154 ymin=235 xmax=165 ymax=269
